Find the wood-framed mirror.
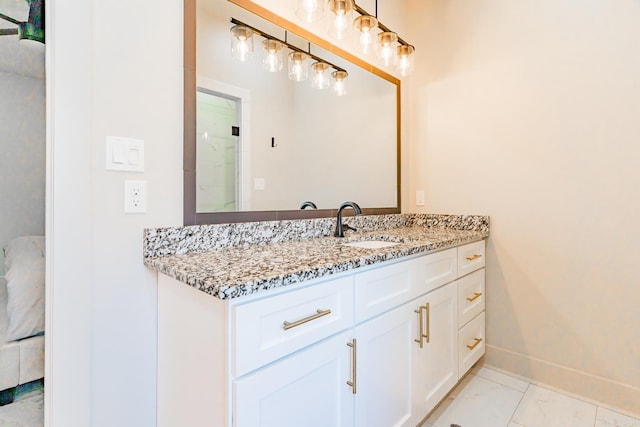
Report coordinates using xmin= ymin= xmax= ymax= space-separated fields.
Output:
xmin=184 ymin=0 xmax=401 ymax=225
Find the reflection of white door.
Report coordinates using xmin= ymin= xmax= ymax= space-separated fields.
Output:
xmin=196 ymin=91 xmax=239 ymax=212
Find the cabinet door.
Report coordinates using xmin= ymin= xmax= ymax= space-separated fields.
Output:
xmin=412 ymin=282 xmax=458 ymax=424
xmin=233 ymin=331 xmax=353 ymax=427
xmin=353 ymin=302 xmax=415 ymax=427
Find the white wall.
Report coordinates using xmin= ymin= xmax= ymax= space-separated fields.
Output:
xmin=408 ymin=0 xmax=640 ymax=414
xmin=0 ymin=71 xmax=45 ymax=275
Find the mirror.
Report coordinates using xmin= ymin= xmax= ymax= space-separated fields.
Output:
xmin=184 ymin=0 xmax=401 ymax=224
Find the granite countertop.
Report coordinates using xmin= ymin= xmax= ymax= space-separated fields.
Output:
xmin=144 ymin=222 xmax=488 ymax=300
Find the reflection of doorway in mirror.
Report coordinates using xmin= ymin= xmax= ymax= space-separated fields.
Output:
xmin=196 ymin=91 xmax=240 ymax=212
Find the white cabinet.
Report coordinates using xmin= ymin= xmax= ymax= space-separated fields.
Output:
xmin=353 ymin=301 xmax=415 ymax=427
xmin=234 ymin=331 xmax=354 ymax=427
xmin=158 ymin=239 xmax=487 ymax=427
xmin=411 ymin=282 xmax=458 ymax=426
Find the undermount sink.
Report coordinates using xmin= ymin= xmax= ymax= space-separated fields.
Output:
xmin=342 ymin=240 xmax=401 ymax=249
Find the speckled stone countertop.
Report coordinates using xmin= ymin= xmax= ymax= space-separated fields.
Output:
xmin=144 ymin=214 xmax=489 ymax=300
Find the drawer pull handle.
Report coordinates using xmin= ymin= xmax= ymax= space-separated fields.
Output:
xmin=347 ymin=339 xmax=357 ymax=394
xmin=466 ymin=292 xmax=483 ymax=302
xmin=282 ymin=309 xmax=332 ymax=330
xmin=414 ymin=306 xmax=425 ymax=348
xmin=424 ymin=303 xmax=431 ymax=344
xmin=466 ymin=254 xmax=483 ymax=261
xmin=466 ymin=337 xmax=483 ymax=351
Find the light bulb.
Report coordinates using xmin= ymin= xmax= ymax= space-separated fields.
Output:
xmin=311 ymin=62 xmax=331 ymax=89
xmin=327 ymin=0 xmax=354 ymax=40
xmin=230 ymin=25 xmax=254 ymax=62
xmin=332 ymin=70 xmax=348 ymax=96
xmin=353 ymin=15 xmax=378 ymax=55
xmin=288 ymin=52 xmax=309 ymax=81
xmin=396 ymin=45 xmax=415 ymax=76
xmin=376 ymin=31 xmax=398 ymax=68
xmin=262 ymin=39 xmax=284 ymax=72
xmin=296 ymin=0 xmax=324 ymax=22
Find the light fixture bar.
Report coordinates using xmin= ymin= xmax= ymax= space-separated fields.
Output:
xmin=352 ymin=4 xmax=414 ymax=49
xmin=231 ymin=18 xmax=346 ymax=73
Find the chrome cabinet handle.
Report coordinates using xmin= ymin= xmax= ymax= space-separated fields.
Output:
xmin=466 ymin=337 xmax=483 ymax=351
xmin=414 ymin=306 xmax=425 ymax=348
xmin=466 ymin=254 xmax=482 ymax=261
xmin=282 ymin=309 xmax=331 ymax=330
xmin=347 ymin=339 xmax=357 ymax=394
xmin=466 ymin=292 xmax=483 ymax=302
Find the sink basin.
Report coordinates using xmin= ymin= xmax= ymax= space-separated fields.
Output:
xmin=342 ymin=240 xmax=400 ymax=249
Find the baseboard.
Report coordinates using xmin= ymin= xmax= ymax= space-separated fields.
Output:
xmin=485 ymin=344 xmax=640 ymax=418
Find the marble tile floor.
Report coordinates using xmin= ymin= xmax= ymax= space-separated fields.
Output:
xmin=422 ymin=366 xmax=640 ymax=427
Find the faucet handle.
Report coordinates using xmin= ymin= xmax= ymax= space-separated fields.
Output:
xmin=343 ymin=224 xmax=357 ymax=233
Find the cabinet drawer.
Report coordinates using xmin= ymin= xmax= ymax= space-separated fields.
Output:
xmin=354 ymin=258 xmax=415 ymax=323
xmin=458 ymin=311 xmax=485 ymax=377
xmin=457 ymin=240 xmax=485 ymax=277
xmin=457 ymin=269 xmax=485 ymax=327
xmin=414 ymin=248 xmax=457 ymax=294
xmin=233 ymin=276 xmax=353 ymax=377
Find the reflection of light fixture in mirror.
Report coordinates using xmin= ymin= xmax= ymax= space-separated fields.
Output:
xmin=376 ymin=31 xmax=398 ymax=67
xmin=353 ymin=15 xmax=378 ymax=55
xmin=311 ymin=62 xmax=331 ymax=89
xmin=327 ymin=0 xmax=354 ymax=40
xmin=288 ymin=52 xmax=309 ymax=81
xmin=262 ymin=39 xmax=284 ymax=72
xmin=332 ymin=70 xmax=348 ymax=96
xmin=230 ymin=25 xmax=254 ymax=62
xmin=296 ymin=0 xmax=324 ymax=23
xmin=396 ymin=45 xmax=415 ymax=77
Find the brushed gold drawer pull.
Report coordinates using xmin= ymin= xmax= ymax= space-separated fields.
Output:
xmin=347 ymin=339 xmax=357 ymax=394
xmin=466 ymin=337 xmax=483 ymax=351
xmin=424 ymin=303 xmax=431 ymax=344
xmin=282 ymin=309 xmax=332 ymax=330
xmin=466 ymin=254 xmax=482 ymax=261
xmin=414 ymin=306 xmax=425 ymax=348
xmin=466 ymin=292 xmax=483 ymax=302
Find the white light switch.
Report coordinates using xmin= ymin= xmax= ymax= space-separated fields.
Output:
xmin=106 ymin=136 xmax=145 ymax=172
xmin=254 ymin=178 xmax=265 ymax=191
xmin=416 ymin=190 xmax=425 ymax=206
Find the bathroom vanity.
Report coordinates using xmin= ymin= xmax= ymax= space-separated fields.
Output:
xmin=145 ymin=214 xmax=488 ymax=427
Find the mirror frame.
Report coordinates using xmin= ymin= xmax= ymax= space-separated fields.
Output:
xmin=184 ymin=0 xmax=401 ymax=225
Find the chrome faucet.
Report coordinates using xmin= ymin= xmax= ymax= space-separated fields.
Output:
xmin=300 ymin=201 xmax=318 ymax=209
xmin=335 ymin=201 xmax=362 ymax=237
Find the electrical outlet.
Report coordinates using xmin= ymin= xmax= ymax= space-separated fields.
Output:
xmin=124 ymin=180 xmax=147 ymax=213
xmin=416 ymin=190 xmax=425 ymax=206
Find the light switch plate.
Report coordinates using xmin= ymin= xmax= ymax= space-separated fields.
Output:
xmin=416 ymin=190 xmax=425 ymax=206
xmin=107 ymin=136 xmax=145 ymax=172
xmin=254 ymin=178 xmax=265 ymax=191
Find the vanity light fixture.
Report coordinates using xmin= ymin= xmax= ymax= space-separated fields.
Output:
xmin=351 ymin=1 xmax=416 ymax=75
xmin=230 ymin=18 xmax=348 ymax=93
xmin=262 ymin=39 xmax=284 ymax=72
xmin=311 ymin=61 xmax=331 ymax=89
xmin=230 ymin=24 xmax=254 ymax=62
xmin=332 ymin=70 xmax=348 ymax=96
xmin=288 ymin=51 xmax=309 ymax=82
xmin=296 ymin=0 xmax=324 ymax=23
xmin=327 ymin=0 xmax=354 ymax=40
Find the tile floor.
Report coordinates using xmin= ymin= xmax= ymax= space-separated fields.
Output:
xmin=422 ymin=366 xmax=640 ymax=427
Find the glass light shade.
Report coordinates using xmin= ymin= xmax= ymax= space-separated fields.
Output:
xmin=327 ymin=0 xmax=354 ymax=40
xmin=288 ymin=52 xmax=309 ymax=81
xmin=230 ymin=25 xmax=254 ymax=62
xmin=262 ymin=39 xmax=284 ymax=72
xmin=353 ymin=15 xmax=378 ymax=55
xmin=296 ymin=0 xmax=325 ymax=23
xmin=332 ymin=70 xmax=348 ymax=96
xmin=396 ymin=45 xmax=415 ymax=76
xmin=376 ymin=31 xmax=398 ymax=67
xmin=311 ymin=62 xmax=331 ymax=89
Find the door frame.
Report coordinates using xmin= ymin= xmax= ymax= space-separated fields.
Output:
xmin=196 ymin=77 xmax=252 ymax=211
